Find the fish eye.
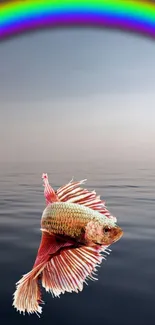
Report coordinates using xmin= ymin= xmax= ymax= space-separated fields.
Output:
xmin=103 ymin=227 xmax=110 ymax=234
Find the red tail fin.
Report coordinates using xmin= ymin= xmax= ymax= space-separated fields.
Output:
xmin=13 ymin=231 xmax=74 ymax=316
xmin=13 ymin=262 xmax=46 ymax=316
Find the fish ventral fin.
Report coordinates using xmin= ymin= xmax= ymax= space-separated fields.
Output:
xmin=41 ymin=242 xmax=110 ymax=297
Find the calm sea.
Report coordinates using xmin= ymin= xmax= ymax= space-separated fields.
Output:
xmin=0 ymin=161 xmax=155 ymax=325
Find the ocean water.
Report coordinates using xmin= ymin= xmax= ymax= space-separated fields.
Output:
xmin=0 ymin=161 xmax=155 ymax=325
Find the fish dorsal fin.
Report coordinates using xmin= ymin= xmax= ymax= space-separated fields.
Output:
xmin=41 ymin=244 xmax=110 ymax=297
xmin=42 ymin=173 xmax=116 ymax=223
xmin=42 ymin=173 xmax=59 ymax=205
xmin=57 ymin=178 xmax=117 ymax=223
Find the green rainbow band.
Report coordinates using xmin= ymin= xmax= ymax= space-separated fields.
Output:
xmin=0 ymin=0 xmax=155 ymax=40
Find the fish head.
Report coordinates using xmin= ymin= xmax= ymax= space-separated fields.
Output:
xmin=101 ymin=224 xmax=123 ymax=245
xmin=85 ymin=220 xmax=123 ymax=246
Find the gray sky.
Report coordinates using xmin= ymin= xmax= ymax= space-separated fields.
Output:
xmin=0 ymin=28 xmax=155 ymax=163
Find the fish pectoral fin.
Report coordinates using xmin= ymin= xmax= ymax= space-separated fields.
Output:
xmin=34 ymin=230 xmax=75 ymax=267
xmin=41 ymin=245 xmax=106 ymax=297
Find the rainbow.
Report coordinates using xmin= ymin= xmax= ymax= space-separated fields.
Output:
xmin=0 ymin=0 xmax=155 ymax=40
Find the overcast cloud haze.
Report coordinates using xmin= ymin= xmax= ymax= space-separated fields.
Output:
xmin=0 ymin=28 xmax=155 ymax=164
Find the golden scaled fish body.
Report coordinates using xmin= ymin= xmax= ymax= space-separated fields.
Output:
xmin=41 ymin=202 xmax=122 ymax=246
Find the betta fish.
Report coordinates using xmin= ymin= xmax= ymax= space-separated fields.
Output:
xmin=13 ymin=173 xmax=123 ymax=316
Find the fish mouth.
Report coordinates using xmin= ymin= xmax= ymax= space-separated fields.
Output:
xmin=95 ymin=226 xmax=123 ymax=246
xmin=112 ymin=226 xmax=123 ymax=243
